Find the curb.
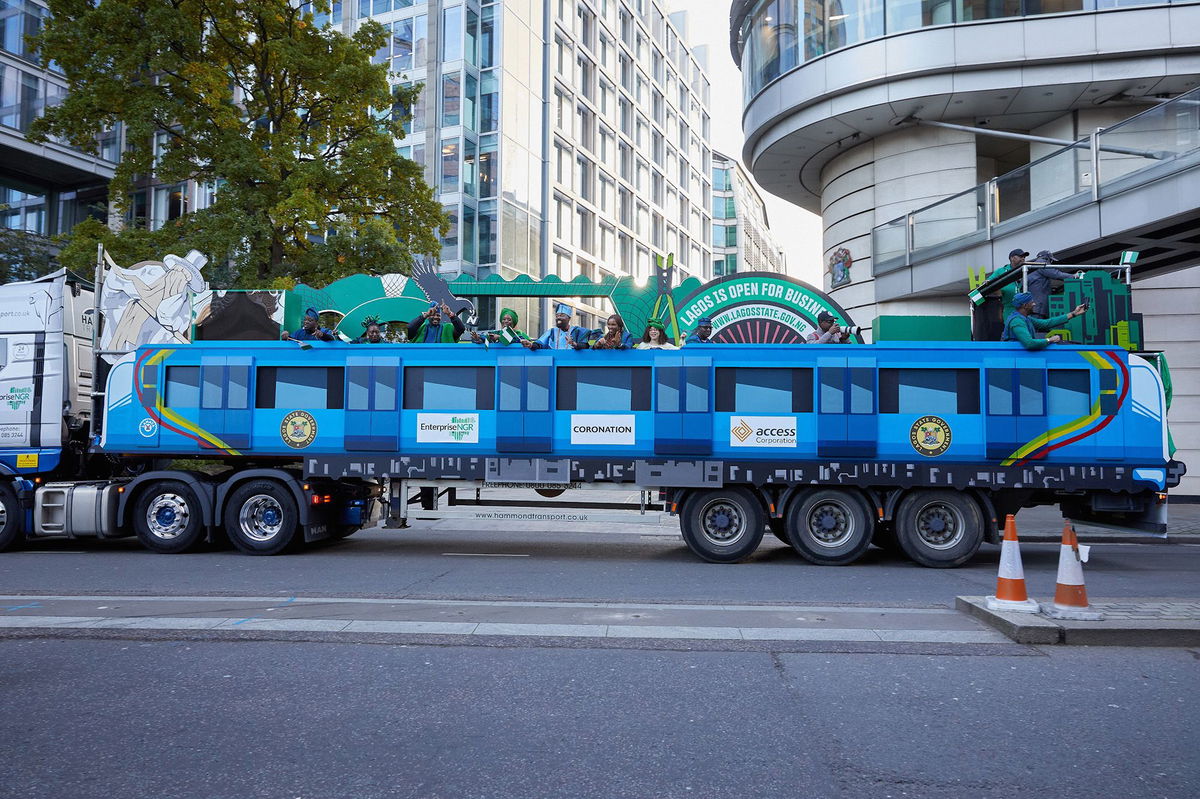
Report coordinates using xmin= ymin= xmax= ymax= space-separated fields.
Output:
xmin=955 ymin=596 xmax=1200 ymax=647
xmin=994 ymin=534 xmax=1200 ymax=545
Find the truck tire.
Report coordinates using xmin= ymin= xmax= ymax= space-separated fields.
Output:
xmin=224 ymin=480 xmax=299 ymax=555
xmin=133 ymin=480 xmax=206 ymax=554
xmin=785 ymin=488 xmax=873 ymax=566
xmin=679 ymin=488 xmax=765 ymax=563
xmin=894 ymin=490 xmax=984 ymax=568
xmin=0 ymin=482 xmax=23 ymax=552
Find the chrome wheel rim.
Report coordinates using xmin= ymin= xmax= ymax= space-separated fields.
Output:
xmin=145 ymin=494 xmax=189 ymax=540
xmin=914 ymin=502 xmax=965 ymax=550
xmin=806 ymin=500 xmax=855 ymax=548
xmin=238 ymin=495 xmax=284 ymax=543
xmin=698 ymin=499 xmax=747 ymax=548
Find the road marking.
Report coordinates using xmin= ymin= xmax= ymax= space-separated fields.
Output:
xmin=0 ymin=615 xmax=1012 ymax=644
xmin=441 ymin=553 xmax=531 ymax=558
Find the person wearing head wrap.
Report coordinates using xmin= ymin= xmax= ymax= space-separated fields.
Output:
xmin=684 ymin=316 xmax=715 ymax=345
xmin=471 ymin=306 xmax=529 ymax=345
xmin=1002 ymin=291 xmax=1088 ymax=350
xmin=592 ymin=313 xmax=636 ymax=350
xmin=355 ymin=317 xmax=386 ymax=343
xmin=636 ymin=317 xmax=678 ymax=349
xmin=284 ymin=307 xmax=336 ymax=342
xmin=529 ymin=303 xmax=590 ymax=350
xmin=805 ymin=311 xmax=850 ymax=344
xmin=407 ymin=301 xmax=466 ymax=343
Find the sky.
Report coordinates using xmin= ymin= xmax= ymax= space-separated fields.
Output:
xmin=671 ymin=2 xmax=824 ymax=284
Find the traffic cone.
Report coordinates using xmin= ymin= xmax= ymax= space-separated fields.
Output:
xmin=1041 ymin=522 xmax=1105 ymax=620
xmin=986 ymin=515 xmax=1040 ymax=612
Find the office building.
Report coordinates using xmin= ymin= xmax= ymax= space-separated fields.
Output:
xmin=731 ymin=0 xmax=1200 ymax=494
xmin=711 ymin=149 xmax=785 ymax=277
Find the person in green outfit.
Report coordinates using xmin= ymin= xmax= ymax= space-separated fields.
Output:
xmin=470 ymin=307 xmax=529 ymax=345
xmin=407 ymin=301 xmax=465 ymax=343
xmin=1002 ymin=291 xmax=1089 ymax=350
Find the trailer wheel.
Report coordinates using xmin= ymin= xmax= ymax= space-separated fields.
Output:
xmin=894 ymin=490 xmax=984 ymax=568
xmin=785 ymin=488 xmax=873 ymax=566
xmin=679 ymin=488 xmax=765 ymax=563
xmin=224 ymin=480 xmax=299 ymax=556
xmin=133 ymin=480 xmax=206 ymax=554
xmin=0 ymin=482 xmax=23 ymax=552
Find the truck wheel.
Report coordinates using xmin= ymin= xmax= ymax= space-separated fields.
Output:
xmin=224 ymin=480 xmax=299 ymax=555
xmin=679 ymin=488 xmax=765 ymax=563
xmin=785 ymin=488 xmax=873 ymax=566
xmin=894 ymin=490 xmax=984 ymax=568
xmin=0 ymin=482 xmax=23 ymax=552
xmin=133 ymin=480 xmax=206 ymax=554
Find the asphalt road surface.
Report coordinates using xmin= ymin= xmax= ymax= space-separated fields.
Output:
xmin=2 ymin=522 xmax=1198 ymax=798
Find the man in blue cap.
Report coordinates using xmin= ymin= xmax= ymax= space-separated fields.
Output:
xmin=684 ymin=316 xmax=715 ymax=345
xmin=1002 ymin=291 xmax=1088 ymax=350
xmin=283 ymin=307 xmax=335 ymax=342
xmin=529 ymin=303 xmax=590 ymax=350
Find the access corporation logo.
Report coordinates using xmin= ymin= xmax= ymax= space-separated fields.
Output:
xmin=729 ymin=416 xmax=797 ymax=448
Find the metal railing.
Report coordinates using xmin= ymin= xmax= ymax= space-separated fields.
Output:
xmin=872 ymin=87 xmax=1200 ymax=275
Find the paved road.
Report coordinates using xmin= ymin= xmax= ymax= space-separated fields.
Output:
xmin=2 ymin=522 xmax=1198 ymax=798
xmin=2 ymin=524 xmax=1197 ymax=604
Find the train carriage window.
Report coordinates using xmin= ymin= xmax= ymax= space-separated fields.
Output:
xmin=499 ymin=366 xmax=522 ymax=411
xmin=849 ymin=368 xmax=874 ymax=414
xmin=715 ymin=368 xmax=812 ymax=413
xmin=375 ymin=366 xmax=398 ymax=411
xmin=1018 ymin=370 xmax=1044 ymax=416
xmin=255 ymin=367 xmax=345 ymax=409
xmin=656 ymin=370 xmax=680 ymax=412
xmin=165 ymin=366 xmax=200 ymax=408
xmin=1048 ymin=370 xmax=1090 ymax=416
xmin=987 ymin=369 xmax=1045 ymax=416
xmin=558 ymin=367 xmax=651 ymax=411
xmin=879 ymin=369 xmax=979 ymax=415
xmin=201 ymin=365 xmax=223 ymax=409
xmin=685 ymin=366 xmax=709 ymax=413
xmin=348 ymin=365 xmax=371 ymax=411
xmin=404 ymin=367 xmax=495 ymax=410
xmin=228 ymin=365 xmax=250 ymax=409
xmin=528 ymin=366 xmax=551 ymax=412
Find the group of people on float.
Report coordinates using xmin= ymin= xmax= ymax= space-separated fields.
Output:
xmin=286 ymin=301 xmax=861 ymax=347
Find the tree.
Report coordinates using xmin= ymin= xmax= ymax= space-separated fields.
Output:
xmin=31 ymin=0 xmax=445 ymax=286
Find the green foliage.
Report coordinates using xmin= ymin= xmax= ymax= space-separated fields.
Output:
xmin=0 ymin=227 xmax=59 ymax=283
xmin=31 ymin=0 xmax=445 ymax=286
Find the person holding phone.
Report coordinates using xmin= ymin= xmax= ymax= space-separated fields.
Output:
xmin=1002 ymin=292 xmax=1089 ymax=350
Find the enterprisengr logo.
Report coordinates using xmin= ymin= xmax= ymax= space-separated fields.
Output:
xmin=732 ymin=419 xmax=753 ymax=442
xmin=417 ymin=413 xmax=480 ymax=444
xmin=2 ymin=385 xmax=32 ymax=411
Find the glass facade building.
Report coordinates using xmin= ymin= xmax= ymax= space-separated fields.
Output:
xmin=711 ymin=151 xmax=785 ymax=277
xmin=735 ymin=0 xmax=1192 ymax=100
xmin=369 ymin=0 xmax=714 ymax=328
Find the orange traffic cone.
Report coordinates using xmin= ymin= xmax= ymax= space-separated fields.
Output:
xmin=1041 ymin=522 xmax=1105 ymax=620
xmin=986 ymin=515 xmax=1040 ymax=613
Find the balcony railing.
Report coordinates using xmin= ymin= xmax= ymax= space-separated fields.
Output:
xmin=871 ymin=87 xmax=1200 ymax=275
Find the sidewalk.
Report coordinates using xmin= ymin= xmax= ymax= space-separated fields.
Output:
xmin=1006 ymin=501 xmax=1200 ymax=543
xmin=958 ymin=596 xmax=1200 ymax=646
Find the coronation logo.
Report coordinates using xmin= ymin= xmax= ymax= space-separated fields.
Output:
xmin=570 ymin=414 xmax=636 ymax=445
xmin=572 ymin=424 xmax=633 ymax=434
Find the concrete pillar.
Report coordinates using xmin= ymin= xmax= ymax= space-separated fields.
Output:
xmin=820 ymin=126 xmax=977 ymax=338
